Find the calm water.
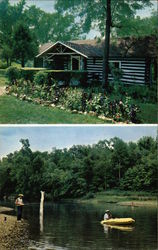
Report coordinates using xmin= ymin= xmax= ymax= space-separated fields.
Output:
xmin=19 ymin=201 xmax=157 ymax=250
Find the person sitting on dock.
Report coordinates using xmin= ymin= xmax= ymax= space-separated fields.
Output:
xmin=15 ymin=194 xmax=24 ymax=221
xmin=104 ymin=210 xmax=112 ymax=220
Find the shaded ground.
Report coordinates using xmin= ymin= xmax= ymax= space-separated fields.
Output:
xmin=0 ymin=208 xmax=29 ymax=250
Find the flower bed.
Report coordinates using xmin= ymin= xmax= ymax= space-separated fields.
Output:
xmin=5 ymin=66 xmax=140 ymax=123
xmin=6 ymin=79 xmax=140 ymax=123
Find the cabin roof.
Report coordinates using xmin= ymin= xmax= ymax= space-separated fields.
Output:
xmin=37 ymin=36 xmax=157 ymax=58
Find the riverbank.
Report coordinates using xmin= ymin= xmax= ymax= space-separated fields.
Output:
xmin=0 ymin=207 xmax=29 ymax=250
xmin=77 ymin=191 xmax=157 ymax=207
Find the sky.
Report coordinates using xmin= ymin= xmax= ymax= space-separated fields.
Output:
xmin=0 ymin=125 xmax=157 ymax=158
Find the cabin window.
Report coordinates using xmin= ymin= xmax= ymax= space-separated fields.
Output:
xmin=109 ymin=61 xmax=121 ymax=74
xmin=71 ymin=56 xmax=80 ymax=70
xmin=92 ymin=73 xmax=100 ymax=81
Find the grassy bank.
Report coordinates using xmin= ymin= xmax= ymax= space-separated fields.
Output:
xmin=0 ymin=95 xmax=109 ymax=124
xmin=79 ymin=191 xmax=157 ymax=207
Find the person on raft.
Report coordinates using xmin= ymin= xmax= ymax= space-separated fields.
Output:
xmin=15 ymin=194 xmax=24 ymax=221
xmin=104 ymin=210 xmax=112 ymax=220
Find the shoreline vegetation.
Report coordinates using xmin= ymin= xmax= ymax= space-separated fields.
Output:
xmin=0 ymin=207 xmax=29 ymax=250
xmin=76 ymin=191 xmax=157 ymax=208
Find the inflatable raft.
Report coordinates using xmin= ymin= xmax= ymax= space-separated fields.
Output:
xmin=101 ymin=218 xmax=135 ymax=225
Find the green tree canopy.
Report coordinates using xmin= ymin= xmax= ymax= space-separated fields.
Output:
xmin=0 ymin=136 xmax=157 ymax=201
xmin=12 ymin=22 xmax=38 ymax=67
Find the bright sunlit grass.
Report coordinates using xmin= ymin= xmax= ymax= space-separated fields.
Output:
xmin=0 ymin=95 xmax=110 ymax=124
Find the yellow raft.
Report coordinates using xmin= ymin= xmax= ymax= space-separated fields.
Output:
xmin=101 ymin=218 xmax=135 ymax=225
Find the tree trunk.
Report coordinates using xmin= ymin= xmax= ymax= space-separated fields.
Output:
xmin=6 ymin=58 xmax=9 ymax=67
xmin=21 ymin=57 xmax=25 ymax=67
xmin=154 ymin=58 xmax=157 ymax=82
xmin=118 ymin=164 xmax=121 ymax=184
xmin=102 ymin=0 xmax=112 ymax=90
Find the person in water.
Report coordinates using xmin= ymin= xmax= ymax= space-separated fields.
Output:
xmin=104 ymin=210 xmax=112 ymax=220
xmin=15 ymin=194 xmax=24 ymax=221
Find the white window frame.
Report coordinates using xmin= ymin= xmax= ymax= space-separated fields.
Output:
xmin=109 ymin=60 xmax=121 ymax=69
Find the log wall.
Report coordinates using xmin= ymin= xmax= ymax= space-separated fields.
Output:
xmin=86 ymin=57 xmax=149 ymax=85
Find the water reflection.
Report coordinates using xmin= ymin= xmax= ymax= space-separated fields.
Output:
xmin=103 ymin=224 xmax=134 ymax=233
xmin=29 ymin=240 xmax=68 ymax=250
xmin=39 ymin=191 xmax=45 ymax=233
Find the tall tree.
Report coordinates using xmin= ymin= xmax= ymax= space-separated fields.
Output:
xmin=24 ymin=5 xmax=84 ymax=44
xmin=0 ymin=0 xmax=26 ymax=65
xmin=12 ymin=22 xmax=38 ymax=67
xmin=103 ymin=0 xmax=111 ymax=89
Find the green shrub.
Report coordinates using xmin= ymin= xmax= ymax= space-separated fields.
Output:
xmin=0 ymin=61 xmax=7 ymax=69
xmin=0 ymin=69 xmax=6 ymax=76
xmin=61 ymin=88 xmax=82 ymax=111
xmin=21 ymin=69 xmax=36 ymax=82
xmin=86 ymin=93 xmax=103 ymax=115
xmin=119 ymin=85 xmax=157 ymax=104
xmin=34 ymin=71 xmax=48 ymax=85
xmin=110 ymin=63 xmax=123 ymax=84
xmin=6 ymin=66 xmax=20 ymax=85
xmin=46 ymin=71 xmax=87 ymax=86
xmin=85 ymin=192 xmax=95 ymax=199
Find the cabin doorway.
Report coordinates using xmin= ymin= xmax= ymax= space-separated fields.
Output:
xmin=71 ymin=56 xmax=80 ymax=70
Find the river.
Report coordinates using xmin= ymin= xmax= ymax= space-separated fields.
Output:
xmin=18 ymin=201 xmax=157 ymax=250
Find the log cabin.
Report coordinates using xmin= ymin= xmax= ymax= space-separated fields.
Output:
xmin=35 ymin=36 xmax=157 ymax=85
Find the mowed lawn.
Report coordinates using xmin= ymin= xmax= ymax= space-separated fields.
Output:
xmin=0 ymin=95 xmax=111 ymax=124
xmin=137 ymin=103 xmax=157 ymax=124
xmin=0 ymin=70 xmax=8 ymax=86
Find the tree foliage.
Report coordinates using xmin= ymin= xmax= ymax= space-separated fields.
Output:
xmin=0 ymin=0 xmax=83 ymax=66
xmin=55 ymin=0 xmax=152 ymax=35
xmin=0 ymin=136 xmax=157 ymax=201
xmin=12 ymin=22 xmax=38 ymax=67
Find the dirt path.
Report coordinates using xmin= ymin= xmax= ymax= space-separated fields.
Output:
xmin=0 ymin=87 xmax=6 ymax=96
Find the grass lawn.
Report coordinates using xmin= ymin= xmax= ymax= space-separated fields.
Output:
xmin=138 ymin=102 xmax=157 ymax=124
xmin=0 ymin=95 xmax=111 ymax=124
xmin=0 ymin=70 xmax=8 ymax=86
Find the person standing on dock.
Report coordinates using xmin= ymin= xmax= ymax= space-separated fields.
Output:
xmin=15 ymin=194 xmax=24 ymax=221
